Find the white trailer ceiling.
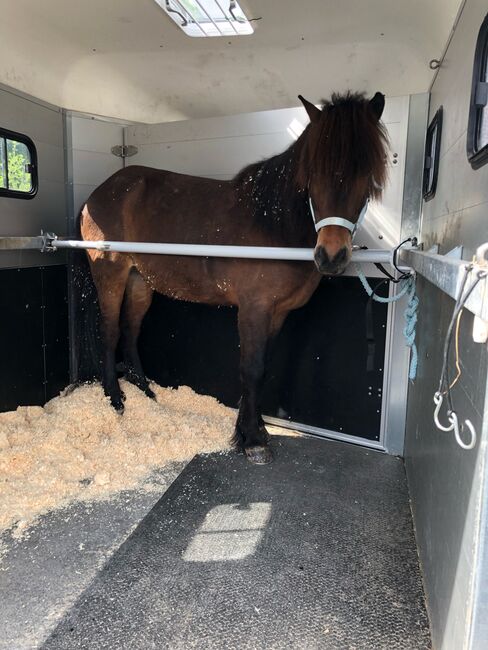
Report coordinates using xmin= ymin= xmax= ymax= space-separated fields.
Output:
xmin=0 ymin=0 xmax=462 ymax=123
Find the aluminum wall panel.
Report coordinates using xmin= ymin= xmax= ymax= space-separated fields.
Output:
xmin=0 ymin=85 xmax=66 ymax=269
xmin=405 ymin=1 xmax=488 ymax=648
xmin=421 ymin=134 xmax=488 ymax=259
xmin=70 ymin=115 xmax=124 ymax=215
xmin=0 ymin=83 xmax=63 ymax=148
xmin=406 ymin=278 xmax=487 ymax=650
xmin=401 ymin=93 xmax=429 ymax=241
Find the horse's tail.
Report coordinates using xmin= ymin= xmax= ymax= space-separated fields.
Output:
xmin=68 ymin=211 xmax=103 ymax=384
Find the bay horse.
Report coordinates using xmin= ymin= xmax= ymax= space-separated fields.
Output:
xmin=80 ymin=91 xmax=388 ymax=464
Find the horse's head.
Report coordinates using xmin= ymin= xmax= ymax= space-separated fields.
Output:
xmin=298 ymin=91 xmax=388 ymax=276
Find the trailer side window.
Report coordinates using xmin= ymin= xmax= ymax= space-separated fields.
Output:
xmin=423 ymin=107 xmax=443 ymax=201
xmin=467 ymin=12 xmax=488 ymax=169
xmin=0 ymin=128 xmax=37 ymax=199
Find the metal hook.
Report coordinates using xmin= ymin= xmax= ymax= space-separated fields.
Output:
xmin=433 ymin=392 xmax=454 ymax=432
xmin=448 ymin=411 xmax=477 ymax=450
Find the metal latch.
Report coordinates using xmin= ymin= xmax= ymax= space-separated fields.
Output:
xmin=111 ymin=145 xmax=138 ymax=158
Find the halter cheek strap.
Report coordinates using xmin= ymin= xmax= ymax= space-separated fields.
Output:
xmin=309 ymin=196 xmax=369 ymax=239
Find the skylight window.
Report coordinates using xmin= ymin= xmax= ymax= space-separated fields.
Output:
xmin=156 ymin=0 xmax=254 ymax=37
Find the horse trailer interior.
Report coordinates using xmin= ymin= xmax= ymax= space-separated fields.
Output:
xmin=0 ymin=1 xmax=488 ymax=648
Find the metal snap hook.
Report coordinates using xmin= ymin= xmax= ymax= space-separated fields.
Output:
xmin=448 ymin=411 xmax=477 ymax=450
xmin=433 ymin=392 xmax=454 ymax=432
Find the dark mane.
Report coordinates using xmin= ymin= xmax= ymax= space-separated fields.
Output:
xmin=233 ymin=140 xmax=310 ymax=244
xmin=233 ymin=91 xmax=388 ymax=242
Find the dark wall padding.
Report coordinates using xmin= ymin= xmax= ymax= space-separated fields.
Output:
xmin=0 ymin=265 xmax=69 ymax=411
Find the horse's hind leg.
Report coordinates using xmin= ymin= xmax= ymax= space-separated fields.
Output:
xmin=121 ymin=269 xmax=155 ymax=398
xmin=89 ymin=255 xmax=130 ymax=412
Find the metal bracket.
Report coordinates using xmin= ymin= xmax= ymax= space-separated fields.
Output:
xmin=111 ymin=145 xmax=138 ymax=159
xmin=445 ymin=245 xmax=464 ymax=259
xmin=399 ymin=244 xmax=488 ymax=322
xmin=40 ymin=231 xmax=57 ymax=252
xmin=0 ymin=233 xmax=53 ymax=252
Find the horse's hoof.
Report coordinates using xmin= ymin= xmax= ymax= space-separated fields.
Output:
xmin=110 ymin=395 xmax=125 ymax=413
xmin=112 ymin=401 xmax=124 ymax=414
xmin=144 ymin=387 xmax=156 ymax=400
xmin=245 ymin=446 xmax=273 ymax=465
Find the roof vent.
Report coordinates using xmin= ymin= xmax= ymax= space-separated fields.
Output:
xmin=156 ymin=0 xmax=254 ymax=37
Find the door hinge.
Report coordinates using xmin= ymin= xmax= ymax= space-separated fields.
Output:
xmin=111 ymin=144 xmax=138 ymax=158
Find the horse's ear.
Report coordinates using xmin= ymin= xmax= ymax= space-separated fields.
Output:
xmin=298 ymin=95 xmax=321 ymax=123
xmin=369 ymin=92 xmax=385 ymax=120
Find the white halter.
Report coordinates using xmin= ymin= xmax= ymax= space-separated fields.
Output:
xmin=309 ymin=196 xmax=369 ymax=239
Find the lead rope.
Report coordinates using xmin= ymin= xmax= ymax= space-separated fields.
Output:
xmin=354 ymin=239 xmax=419 ymax=380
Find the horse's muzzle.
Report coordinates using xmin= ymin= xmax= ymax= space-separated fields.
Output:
xmin=314 ymin=245 xmax=350 ymax=275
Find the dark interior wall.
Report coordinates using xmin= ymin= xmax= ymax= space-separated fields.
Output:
xmin=0 ymin=265 xmax=69 ymax=411
xmin=139 ymin=276 xmax=388 ymax=441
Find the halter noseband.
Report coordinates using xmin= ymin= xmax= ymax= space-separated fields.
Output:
xmin=309 ymin=195 xmax=369 ymax=239
xmin=308 ymin=177 xmax=381 ymax=238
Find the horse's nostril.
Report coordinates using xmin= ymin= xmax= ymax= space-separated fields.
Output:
xmin=314 ymin=247 xmax=329 ymax=267
xmin=314 ymin=246 xmax=349 ymax=275
xmin=332 ymin=247 xmax=348 ymax=267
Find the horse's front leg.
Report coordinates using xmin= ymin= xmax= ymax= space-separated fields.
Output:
xmin=234 ymin=306 xmax=279 ymax=465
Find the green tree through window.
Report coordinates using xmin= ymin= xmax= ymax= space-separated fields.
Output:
xmin=7 ymin=139 xmax=32 ymax=191
xmin=0 ymin=138 xmax=6 ymax=189
xmin=0 ymin=131 xmax=36 ymax=196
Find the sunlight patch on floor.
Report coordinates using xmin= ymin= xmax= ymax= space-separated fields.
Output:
xmin=182 ymin=502 xmax=272 ymax=562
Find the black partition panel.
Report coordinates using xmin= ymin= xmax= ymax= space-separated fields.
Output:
xmin=0 ymin=265 xmax=69 ymax=412
xmin=139 ymin=276 xmax=387 ymax=441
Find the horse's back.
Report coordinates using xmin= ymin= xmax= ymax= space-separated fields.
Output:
xmin=87 ymin=165 xmax=229 ymax=207
xmin=81 ymin=165 xmax=234 ymax=242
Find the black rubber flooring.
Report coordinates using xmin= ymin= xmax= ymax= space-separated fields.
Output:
xmin=42 ymin=436 xmax=431 ymax=649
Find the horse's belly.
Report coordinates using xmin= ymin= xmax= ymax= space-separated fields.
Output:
xmin=134 ymin=257 xmax=236 ymax=306
xmin=155 ymin=281 xmax=234 ymax=306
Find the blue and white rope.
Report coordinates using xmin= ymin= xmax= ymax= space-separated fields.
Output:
xmin=355 ymin=265 xmax=419 ymax=380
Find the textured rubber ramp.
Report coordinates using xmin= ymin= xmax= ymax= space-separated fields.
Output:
xmin=42 ymin=436 xmax=431 ymax=649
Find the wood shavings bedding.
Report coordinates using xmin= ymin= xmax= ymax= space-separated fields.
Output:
xmin=0 ymin=381 xmax=234 ymax=537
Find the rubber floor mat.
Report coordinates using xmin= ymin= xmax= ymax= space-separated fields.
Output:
xmin=42 ymin=435 xmax=431 ymax=649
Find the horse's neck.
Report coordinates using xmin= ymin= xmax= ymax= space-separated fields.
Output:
xmin=236 ymin=142 xmax=315 ymax=247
